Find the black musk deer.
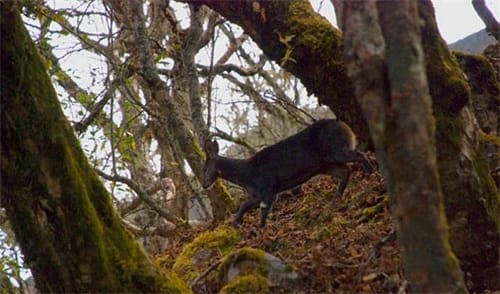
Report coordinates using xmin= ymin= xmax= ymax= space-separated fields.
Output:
xmin=202 ymin=119 xmax=374 ymax=228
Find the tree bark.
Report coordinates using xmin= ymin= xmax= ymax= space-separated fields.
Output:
xmin=0 ymin=3 xmax=187 ymax=292
xmin=337 ymin=1 xmax=467 ymax=292
xmin=453 ymin=51 xmax=499 ymax=136
xmin=472 ymin=0 xmax=500 ymax=41
xmin=418 ymin=2 xmax=499 ymax=291
xmin=378 ymin=1 xmax=468 ymax=291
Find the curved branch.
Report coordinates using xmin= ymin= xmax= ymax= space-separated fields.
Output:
xmin=472 ymin=0 xmax=499 ymax=41
xmin=211 ymin=127 xmax=257 ymax=153
xmin=95 ymin=169 xmax=186 ymax=227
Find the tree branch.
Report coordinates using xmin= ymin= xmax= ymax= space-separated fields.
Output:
xmin=472 ymin=0 xmax=500 ymax=40
xmin=211 ymin=127 xmax=257 ymax=154
xmin=95 ymin=169 xmax=186 ymax=227
xmin=197 ymin=63 xmax=263 ymax=76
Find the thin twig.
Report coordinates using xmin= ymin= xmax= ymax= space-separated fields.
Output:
xmin=354 ymin=228 xmax=396 ymax=286
xmin=95 ymin=169 xmax=187 ymax=227
xmin=212 ymin=127 xmax=257 ymax=154
xmin=190 ymin=260 xmax=222 ymax=287
xmin=263 ymin=90 xmax=316 ymax=124
xmin=206 ymin=19 xmax=217 ymax=132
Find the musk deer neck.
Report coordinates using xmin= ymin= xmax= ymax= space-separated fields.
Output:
xmin=216 ymin=156 xmax=253 ymax=188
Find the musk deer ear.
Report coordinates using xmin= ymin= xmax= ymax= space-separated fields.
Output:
xmin=204 ymin=139 xmax=219 ymax=156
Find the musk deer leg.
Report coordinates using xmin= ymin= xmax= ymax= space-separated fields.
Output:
xmin=232 ymin=197 xmax=260 ymax=227
xmin=259 ymin=193 xmax=277 ymax=228
xmin=355 ymin=151 xmax=375 ymax=173
xmin=330 ymin=164 xmax=351 ymax=198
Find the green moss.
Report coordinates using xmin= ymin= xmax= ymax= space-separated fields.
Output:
xmin=311 ymin=215 xmax=348 ymax=241
xmin=434 ymin=104 xmax=499 ymax=286
xmin=294 ymin=190 xmax=333 ymax=227
xmin=311 ymin=226 xmax=330 ymax=241
xmin=218 ymin=247 xmax=268 ymax=284
xmin=214 ymin=180 xmax=237 ymax=211
xmin=418 ymin=1 xmax=471 ymax=114
xmin=453 ymin=51 xmax=500 ymax=96
xmin=354 ymin=197 xmax=388 ymax=222
xmin=286 ymin=0 xmax=342 ymax=52
xmin=193 ymin=138 xmax=206 ymax=161
xmin=156 ymin=255 xmax=176 ymax=270
xmin=294 ymin=194 xmax=315 ymax=222
xmin=196 ymin=138 xmax=236 ymax=212
xmin=219 ymin=274 xmax=270 ymax=294
xmin=160 ymin=271 xmax=193 ymax=294
xmin=471 ymin=149 xmax=500 ymax=230
xmin=479 ymin=132 xmax=500 ymax=146
xmin=276 ymin=0 xmax=353 ymax=105
xmin=173 ymin=226 xmax=241 ymax=282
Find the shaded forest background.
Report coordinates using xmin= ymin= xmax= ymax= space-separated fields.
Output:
xmin=1 ymin=0 xmax=498 ymax=293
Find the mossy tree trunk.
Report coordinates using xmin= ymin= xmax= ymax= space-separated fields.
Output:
xmin=338 ymin=1 xmax=467 ymax=292
xmin=418 ymin=2 xmax=499 ymax=291
xmin=195 ymin=0 xmax=499 ymax=291
xmin=0 ymin=3 xmax=187 ymax=292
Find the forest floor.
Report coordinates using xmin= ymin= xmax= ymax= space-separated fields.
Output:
xmin=165 ymin=163 xmax=405 ymax=293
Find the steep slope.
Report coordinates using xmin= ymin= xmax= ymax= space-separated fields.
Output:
xmin=163 ymin=163 xmax=406 ymax=293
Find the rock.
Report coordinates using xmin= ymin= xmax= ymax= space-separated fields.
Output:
xmin=172 ymin=225 xmax=241 ymax=282
xmin=218 ymin=247 xmax=298 ymax=293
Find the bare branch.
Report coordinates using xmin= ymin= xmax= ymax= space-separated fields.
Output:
xmin=472 ymin=0 xmax=499 ymax=41
xmin=197 ymin=63 xmax=263 ymax=76
xmin=121 ymin=218 xmax=176 ymax=238
xmin=95 ymin=169 xmax=187 ymax=227
xmin=35 ymin=5 xmax=112 ymax=60
xmin=215 ymin=28 xmax=248 ymax=65
xmin=197 ymin=10 xmax=223 ymax=51
xmin=212 ymin=127 xmax=257 ymax=153
xmin=190 ymin=259 xmax=222 ymax=287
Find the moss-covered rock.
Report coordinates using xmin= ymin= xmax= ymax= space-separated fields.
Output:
xmin=159 ymin=271 xmax=193 ymax=294
xmin=218 ymin=247 xmax=298 ymax=292
xmin=219 ymin=274 xmax=270 ymax=294
xmin=172 ymin=226 xmax=241 ymax=282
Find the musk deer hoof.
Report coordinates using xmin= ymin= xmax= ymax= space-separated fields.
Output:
xmin=231 ymin=219 xmax=242 ymax=228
